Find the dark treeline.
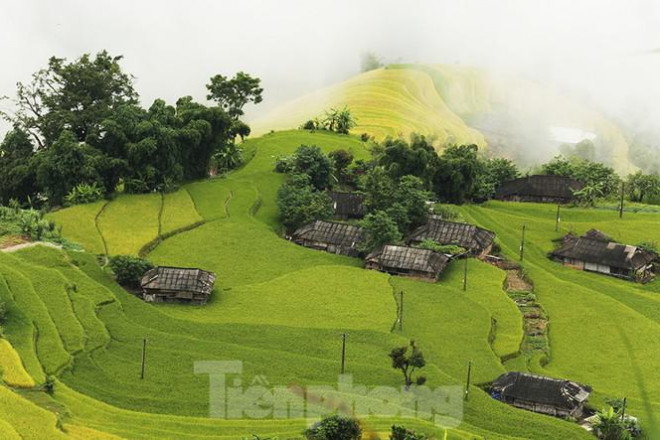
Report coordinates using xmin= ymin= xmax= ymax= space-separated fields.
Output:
xmin=276 ymin=134 xmax=659 ymax=251
xmin=0 ymin=51 xmax=262 ymax=206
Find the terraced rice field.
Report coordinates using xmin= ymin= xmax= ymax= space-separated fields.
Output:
xmin=3 ymin=129 xmax=656 ymax=438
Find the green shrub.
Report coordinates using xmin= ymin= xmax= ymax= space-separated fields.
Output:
xmin=414 ymin=239 xmax=466 ymax=255
xmin=65 ymin=182 xmax=104 ymax=206
xmin=109 ymin=255 xmax=154 ymax=288
xmin=390 ymin=425 xmax=427 ymax=440
xmin=303 ymin=414 xmax=362 ymax=440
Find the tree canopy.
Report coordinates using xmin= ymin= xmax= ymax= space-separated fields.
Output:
xmin=0 ymin=51 xmax=261 ymax=206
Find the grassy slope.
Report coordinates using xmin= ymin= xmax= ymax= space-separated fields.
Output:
xmin=250 ymin=64 xmax=634 ymax=173
xmin=250 ymin=67 xmax=487 ymax=148
xmin=1 ymin=130 xmax=596 ymax=439
xmin=459 ymin=201 xmax=660 ymax=437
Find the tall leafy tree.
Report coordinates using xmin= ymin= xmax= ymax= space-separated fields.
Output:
xmin=277 ymin=174 xmax=333 ymax=232
xmin=206 ymin=72 xmax=263 ymax=119
xmin=291 ymin=145 xmax=333 ymax=190
xmin=35 ymin=130 xmax=106 ymax=205
xmin=433 ymin=144 xmax=481 ymax=203
xmin=0 ymin=128 xmax=38 ymax=204
xmin=3 ymin=51 xmax=138 ymax=148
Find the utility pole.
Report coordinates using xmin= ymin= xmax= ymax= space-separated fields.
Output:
xmin=519 ymin=225 xmax=526 ymax=261
xmin=464 ymin=360 xmax=472 ymax=401
xmin=619 ymin=182 xmax=625 ymax=219
xmin=140 ymin=338 xmax=147 ymax=380
xmin=399 ymin=291 xmax=404 ymax=331
xmin=340 ymin=333 xmax=347 ymax=374
xmin=555 ymin=204 xmax=560 ymax=232
xmin=463 ymin=257 xmax=468 ymax=291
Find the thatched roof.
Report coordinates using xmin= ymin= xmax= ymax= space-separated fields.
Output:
xmin=407 ymin=216 xmax=495 ymax=252
xmin=141 ymin=267 xmax=216 ymax=295
xmin=330 ymin=191 xmax=365 ymax=218
xmin=291 ymin=220 xmax=365 ymax=247
xmin=366 ymin=245 xmax=449 ymax=275
xmin=552 ymin=229 xmax=656 ymax=270
xmin=495 ymin=175 xmax=583 ymax=200
xmin=492 ymin=372 xmax=591 ymax=410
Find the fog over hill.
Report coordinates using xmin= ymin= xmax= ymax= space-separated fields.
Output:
xmin=1 ymin=0 xmax=659 ymax=164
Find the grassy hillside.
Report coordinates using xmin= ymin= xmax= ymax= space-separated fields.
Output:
xmin=250 ymin=66 xmax=487 ymax=148
xmin=0 ymin=130 xmax=601 ymax=439
xmin=459 ymin=201 xmax=660 ymax=436
xmin=250 ymin=64 xmax=636 ymax=173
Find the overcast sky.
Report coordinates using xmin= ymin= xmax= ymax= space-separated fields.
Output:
xmin=1 ymin=0 xmax=659 ymax=137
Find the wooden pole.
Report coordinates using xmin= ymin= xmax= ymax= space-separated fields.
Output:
xmin=619 ymin=182 xmax=625 ymax=218
xmin=340 ymin=333 xmax=347 ymax=374
xmin=399 ymin=291 xmax=404 ymax=331
xmin=463 ymin=257 xmax=468 ymax=291
xmin=140 ymin=338 xmax=147 ymax=380
xmin=555 ymin=204 xmax=560 ymax=232
xmin=464 ymin=360 xmax=472 ymax=401
xmin=519 ymin=225 xmax=526 ymax=261
xmin=621 ymin=397 xmax=627 ymax=421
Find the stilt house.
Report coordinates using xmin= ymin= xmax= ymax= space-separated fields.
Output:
xmin=491 ymin=372 xmax=591 ymax=419
xmin=550 ymin=229 xmax=656 ymax=282
xmin=329 ymin=191 xmax=365 ymax=219
xmin=141 ymin=266 xmax=216 ymax=305
xmin=494 ymin=175 xmax=583 ymax=203
xmin=290 ymin=220 xmax=365 ymax=257
xmin=407 ymin=216 xmax=496 ymax=258
xmin=365 ymin=245 xmax=449 ymax=281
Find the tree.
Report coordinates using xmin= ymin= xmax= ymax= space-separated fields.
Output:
xmin=2 ymin=51 xmax=138 ymax=147
xmin=592 ymin=406 xmax=637 ymax=440
xmin=303 ymin=414 xmax=362 ymax=440
xmin=291 ymin=145 xmax=333 ymax=190
xmin=378 ymin=136 xmax=439 ymax=188
xmin=35 ymin=130 xmax=109 ymax=205
xmin=389 ymin=340 xmax=426 ymax=389
xmin=109 ymin=255 xmax=154 ymax=288
xmin=360 ymin=210 xmax=402 ymax=252
xmin=323 ymin=107 xmax=356 ymax=134
xmin=434 ymin=144 xmax=482 ymax=203
xmin=328 ymin=149 xmax=354 ymax=184
xmin=360 ymin=51 xmax=383 ymax=72
xmin=206 ymin=72 xmax=263 ymax=119
xmin=277 ymin=174 xmax=334 ymax=232
xmin=541 ymin=155 xmax=620 ymax=198
xmin=626 ymin=171 xmax=660 ymax=203
xmin=474 ymin=157 xmax=519 ymax=201
xmin=0 ymin=128 xmax=38 ymax=204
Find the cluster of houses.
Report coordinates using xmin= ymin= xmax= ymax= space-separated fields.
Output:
xmin=290 ymin=193 xmax=497 ymax=281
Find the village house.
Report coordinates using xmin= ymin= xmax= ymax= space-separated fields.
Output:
xmin=141 ymin=266 xmax=216 ymax=305
xmin=550 ymin=229 xmax=656 ymax=282
xmin=365 ymin=245 xmax=449 ymax=281
xmin=491 ymin=372 xmax=592 ymax=419
xmin=290 ymin=220 xmax=365 ymax=257
xmin=329 ymin=191 xmax=365 ymax=219
xmin=407 ymin=216 xmax=496 ymax=258
xmin=494 ymin=175 xmax=584 ymax=204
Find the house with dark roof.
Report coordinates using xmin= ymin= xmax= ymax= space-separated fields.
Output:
xmin=290 ymin=220 xmax=365 ymax=257
xmin=407 ymin=216 xmax=496 ymax=258
xmin=141 ymin=267 xmax=216 ymax=305
xmin=494 ymin=175 xmax=584 ymax=204
xmin=365 ymin=245 xmax=449 ymax=281
xmin=491 ymin=372 xmax=591 ymax=419
xmin=550 ymin=229 xmax=656 ymax=282
xmin=329 ymin=191 xmax=365 ymax=219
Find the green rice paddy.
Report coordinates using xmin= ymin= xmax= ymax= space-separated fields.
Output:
xmin=1 ymin=129 xmax=656 ymax=438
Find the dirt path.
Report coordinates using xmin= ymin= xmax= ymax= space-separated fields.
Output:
xmin=1 ymin=241 xmax=62 ymax=253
